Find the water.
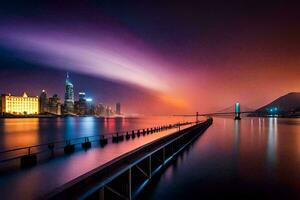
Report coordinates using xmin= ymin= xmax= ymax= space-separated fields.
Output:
xmin=142 ymin=117 xmax=300 ymax=200
xmin=2 ymin=117 xmax=300 ymax=199
xmin=0 ymin=116 xmax=194 ymax=151
xmin=0 ymin=116 xmax=196 ymax=199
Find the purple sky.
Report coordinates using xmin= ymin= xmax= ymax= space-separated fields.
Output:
xmin=1 ymin=1 xmax=300 ymax=114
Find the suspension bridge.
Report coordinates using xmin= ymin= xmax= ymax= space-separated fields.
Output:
xmin=175 ymin=103 xmax=257 ymax=120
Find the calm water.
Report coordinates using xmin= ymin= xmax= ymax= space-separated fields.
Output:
xmin=142 ymin=117 xmax=300 ymax=200
xmin=0 ymin=116 xmax=194 ymax=151
xmin=2 ymin=117 xmax=300 ymax=199
xmin=0 ymin=116 xmax=196 ymax=199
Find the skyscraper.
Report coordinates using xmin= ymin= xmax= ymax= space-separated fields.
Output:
xmin=39 ymin=90 xmax=48 ymax=113
xmin=64 ymin=72 xmax=74 ymax=113
xmin=78 ymin=92 xmax=86 ymax=101
xmin=77 ymin=92 xmax=87 ymax=115
xmin=96 ymin=103 xmax=105 ymax=116
xmin=48 ymin=94 xmax=61 ymax=115
xmin=116 ymin=102 xmax=121 ymax=115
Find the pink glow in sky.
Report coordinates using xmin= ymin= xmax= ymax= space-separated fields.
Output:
xmin=0 ymin=24 xmax=190 ymax=112
xmin=0 ymin=27 xmax=171 ymax=92
xmin=1 ymin=3 xmax=300 ymax=115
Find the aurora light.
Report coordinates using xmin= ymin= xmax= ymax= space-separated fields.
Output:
xmin=0 ymin=26 xmax=171 ymax=92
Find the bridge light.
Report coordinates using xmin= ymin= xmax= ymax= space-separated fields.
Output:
xmin=235 ymin=103 xmax=240 ymax=113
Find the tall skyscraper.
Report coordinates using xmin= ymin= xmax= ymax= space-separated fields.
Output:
xmin=48 ymin=94 xmax=61 ymax=115
xmin=96 ymin=103 xmax=105 ymax=116
xmin=116 ymin=102 xmax=121 ymax=115
xmin=64 ymin=72 xmax=74 ymax=113
xmin=39 ymin=90 xmax=48 ymax=113
xmin=78 ymin=92 xmax=86 ymax=101
xmin=77 ymin=92 xmax=87 ymax=115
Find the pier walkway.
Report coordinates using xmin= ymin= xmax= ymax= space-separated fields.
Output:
xmin=0 ymin=120 xmax=211 ymax=200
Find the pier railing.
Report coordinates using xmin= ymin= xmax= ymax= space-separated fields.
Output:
xmin=0 ymin=121 xmax=196 ymax=168
xmin=48 ymin=118 xmax=213 ymax=199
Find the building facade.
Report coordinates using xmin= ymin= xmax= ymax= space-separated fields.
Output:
xmin=95 ymin=103 xmax=105 ymax=116
xmin=77 ymin=92 xmax=87 ymax=115
xmin=39 ymin=90 xmax=48 ymax=113
xmin=48 ymin=94 xmax=61 ymax=115
xmin=1 ymin=92 xmax=39 ymax=115
xmin=38 ymin=90 xmax=62 ymax=115
xmin=64 ymin=73 xmax=74 ymax=113
xmin=116 ymin=102 xmax=121 ymax=115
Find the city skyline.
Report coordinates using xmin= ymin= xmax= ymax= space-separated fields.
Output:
xmin=0 ymin=72 xmax=123 ymax=117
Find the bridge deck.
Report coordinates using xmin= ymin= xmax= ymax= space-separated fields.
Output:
xmin=0 ymin=123 xmax=195 ymax=200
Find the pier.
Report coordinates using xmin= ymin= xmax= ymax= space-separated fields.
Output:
xmin=0 ymin=122 xmax=192 ymax=168
xmin=48 ymin=118 xmax=212 ymax=199
xmin=0 ymin=119 xmax=210 ymax=200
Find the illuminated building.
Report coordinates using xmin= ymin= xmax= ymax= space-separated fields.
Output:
xmin=64 ymin=72 xmax=74 ymax=113
xmin=38 ymin=90 xmax=62 ymax=115
xmin=75 ymin=92 xmax=87 ymax=115
xmin=116 ymin=102 xmax=121 ymax=115
xmin=48 ymin=94 xmax=61 ymax=115
xmin=39 ymin=90 xmax=48 ymax=113
xmin=86 ymin=98 xmax=95 ymax=115
xmin=79 ymin=92 xmax=86 ymax=101
xmin=0 ymin=92 xmax=39 ymax=115
xmin=105 ymin=106 xmax=110 ymax=116
xmin=95 ymin=103 xmax=105 ymax=116
xmin=74 ymin=92 xmax=94 ymax=115
xmin=105 ymin=106 xmax=114 ymax=117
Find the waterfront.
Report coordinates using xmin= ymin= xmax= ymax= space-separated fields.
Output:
xmin=0 ymin=116 xmax=196 ymax=199
xmin=141 ymin=117 xmax=300 ymax=199
xmin=0 ymin=116 xmax=193 ymax=151
xmin=1 ymin=116 xmax=300 ymax=199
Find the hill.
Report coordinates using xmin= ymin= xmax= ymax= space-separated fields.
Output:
xmin=256 ymin=92 xmax=300 ymax=115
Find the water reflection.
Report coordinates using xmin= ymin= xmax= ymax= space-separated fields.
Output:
xmin=258 ymin=118 xmax=261 ymax=134
xmin=104 ymin=118 xmax=115 ymax=133
xmin=0 ymin=116 xmax=197 ymax=151
xmin=78 ymin=117 xmax=98 ymax=137
xmin=1 ymin=118 xmax=40 ymax=150
xmin=233 ymin=120 xmax=241 ymax=156
xmin=145 ymin=117 xmax=300 ymax=200
xmin=266 ymin=117 xmax=278 ymax=171
xmin=115 ymin=117 xmax=123 ymax=132
xmin=232 ymin=119 xmax=241 ymax=177
xmin=65 ymin=117 xmax=76 ymax=139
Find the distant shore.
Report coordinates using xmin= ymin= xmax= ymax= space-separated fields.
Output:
xmin=247 ymin=113 xmax=300 ymax=118
xmin=0 ymin=114 xmax=126 ymax=119
xmin=0 ymin=114 xmax=61 ymax=119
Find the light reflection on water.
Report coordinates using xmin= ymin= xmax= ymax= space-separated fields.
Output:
xmin=1 ymin=118 xmax=40 ymax=150
xmin=0 ymin=116 xmax=195 ymax=151
xmin=143 ymin=117 xmax=300 ymax=200
xmin=267 ymin=118 xmax=277 ymax=171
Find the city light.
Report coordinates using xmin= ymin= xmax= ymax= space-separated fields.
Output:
xmin=86 ymin=98 xmax=93 ymax=102
xmin=1 ymin=92 xmax=39 ymax=115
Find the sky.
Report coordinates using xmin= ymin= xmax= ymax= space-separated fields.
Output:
xmin=0 ymin=0 xmax=300 ymax=114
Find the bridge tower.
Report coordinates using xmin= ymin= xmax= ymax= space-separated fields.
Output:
xmin=234 ymin=103 xmax=241 ymax=120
